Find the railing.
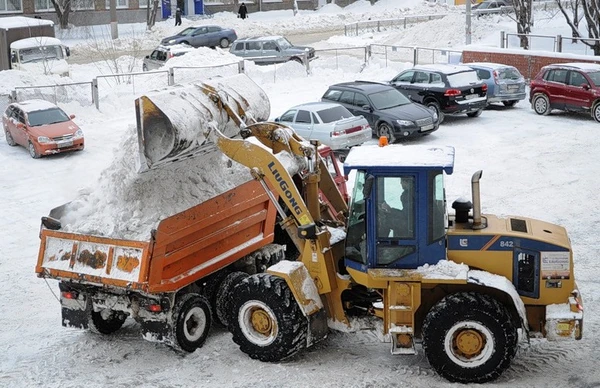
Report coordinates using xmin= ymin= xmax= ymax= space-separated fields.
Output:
xmin=370 ymin=44 xmax=463 ymax=67
xmin=314 ymin=47 xmax=369 ymax=71
xmin=0 ymin=94 xmax=11 ymax=113
xmin=11 ymin=81 xmax=95 ymax=107
xmin=501 ymin=31 xmax=600 ymax=54
xmin=344 ymin=14 xmax=448 ymax=36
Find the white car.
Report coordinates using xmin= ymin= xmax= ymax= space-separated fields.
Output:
xmin=275 ymin=102 xmax=371 ymax=150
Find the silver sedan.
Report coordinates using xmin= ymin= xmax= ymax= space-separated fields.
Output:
xmin=275 ymin=102 xmax=372 ymax=150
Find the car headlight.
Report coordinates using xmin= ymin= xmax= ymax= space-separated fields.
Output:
xmin=431 ymin=110 xmax=439 ymax=121
xmin=168 ymin=39 xmax=177 ymax=44
xmin=74 ymin=129 xmax=84 ymax=139
xmin=38 ymin=136 xmax=51 ymax=144
xmin=396 ymin=120 xmax=413 ymax=127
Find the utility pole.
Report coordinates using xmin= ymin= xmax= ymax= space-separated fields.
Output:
xmin=465 ymin=0 xmax=472 ymax=45
xmin=110 ymin=0 xmax=118 ymax=39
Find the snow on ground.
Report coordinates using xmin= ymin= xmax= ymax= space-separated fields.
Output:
xmin=1 ymin=1 xmax=600 ymax=387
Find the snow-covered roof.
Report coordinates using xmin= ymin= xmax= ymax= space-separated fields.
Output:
xmin=0 ymin=16 xmax=54 ymax=29
xmin=10 ymin=37 xmax=63 ymax=49
xmin=15 ymin=99 xmax=58 ymax=113
xmin=343 ymin=145 xmax=455 ymax=174
xmin=414 ymin=63 xmax=475 ymax=74
xmin=558 ymin=62 xmax=600 ymax=72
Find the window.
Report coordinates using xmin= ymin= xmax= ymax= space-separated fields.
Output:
xmin=475 ymin=69 xmax=491 ymax=80
xmin=247 ymin=41 xmax=261 ymax=51
xmin=430 ymin=73 xmax=443 ymax=84
xmin=394 ymin=71 xmax=414 ymax=83
xmin=568 ymin=71 xmax=588 ymax=87
xmin=72 ymin=0 xmax=94 ymax=10
xmin=414 ymin=71 xmax=429 ymax=84
xmin=279 ymin=109 xmax=296 ymax=122
xmin=150 ymin=50 xmax=159 ymax=60
xmin=339 ymin=91 xmax=354 ymax=105
xmin=345 ymin=171 xmax=368 ymax=265
xmin=263 ymin=41 xmax=277 ymax=51
xmin=513 ymin=249 xmax=539 ymax=298
xmin=34 ymin=0 xmax=52 ymax=11
xmin=311 ymin=112 xmax=319 ymax=123
xmin=105 ymin=0 xmax=128 ymax=9
xmin=323 ymin=89 xmax=342 ymax=102
xmin=233 ymin=42 xmax=245 ymax=51
xmin=545 ymin=69 xmax=568 ymax=84
xmin=317 ymin=106 xmax=353 ymax=123
xmin=295 ymin=110 xmax=311 ymax=123
xmin=1 ymin=0 xmax=22 ymax=12
xmin=428 ymin=171 xmax=445 ymax=244
xmin=354 ymin=93 xmax=369 ymax=107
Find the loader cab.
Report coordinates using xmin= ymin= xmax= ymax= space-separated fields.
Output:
xmin=343 ymin=145 xmax=454 ymax=271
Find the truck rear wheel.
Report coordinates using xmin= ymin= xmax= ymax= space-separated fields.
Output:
xmin=89 ymin=309 xmax=126 ymax=334
xmin=422 ymin=292 xmax=517 ymax=384
xmin=229 ymin=273 xmax=307 ymax=362
xmin=215 ymin=271 xmax=249 ymax=327
xmin=172 ymin=293 xmax=212 ymax=352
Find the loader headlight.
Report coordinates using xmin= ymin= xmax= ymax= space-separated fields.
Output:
xmin=38 ymin=136 xmax=51 ymax=144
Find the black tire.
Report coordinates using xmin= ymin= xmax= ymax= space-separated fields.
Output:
xmin=5 ymin=130 xmax=16 ymax=146
xmin=377 ymin=122 xmax=396 ymax=144
xmin=467 ymin=109 xmax=483 ymax=118
xmin=592 ymin=102 xmax=600 ymax=123
xmin=219 ymin=38 xmax=230 ymax=48
xmin=199 ymin=269 xmax=230 ymax=315
xmin=422 ymin=292 xmax=518 ymax=384
xmin=426 ymin=100 xmax=444 ymax=123
xmin=172 ymin=293 xmax=212 ymax=352
xmin=229 ymin=273 xmax=307 ymax=362
xmin=89 ymin=309 xmax=126 ymax=334
xmin=215 ymin=271 xmax=250 ymax=327
xmin=28 ymin=142 xmax=40 ymax=159
xmin=533 ymin=94 xmax=551 ymax=116
xmin=502 ymin=100 xmax=517 ymax=107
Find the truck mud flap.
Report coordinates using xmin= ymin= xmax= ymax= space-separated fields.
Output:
xmin=59 ymin=283 xmax=90 ymax=330
xmin=139 ymin=319 xmax=171 ymax=344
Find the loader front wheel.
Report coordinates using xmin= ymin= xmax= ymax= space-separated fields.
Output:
xmin=229 ymin=273 xmax=307 ymax=362
xmin=172 ymin=293 xmax=211 ymax=352
xmin=89 ymin=309 xmax=126 ymax=334
xmin=422 ymin=292 xmax=517 ymax=384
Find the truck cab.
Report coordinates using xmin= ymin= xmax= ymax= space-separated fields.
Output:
xmin=10 ymin=37 xmax=70 ymax=76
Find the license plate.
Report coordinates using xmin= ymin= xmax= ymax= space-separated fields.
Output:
xmin=465 ymin=94 xmax=478 ymax=100
xmin=421 ymin=124 xmax=434 ymax=131
xmin=557 ymin=322 xmax=571 ymax=331
xmin=508 ymin=85 xmax=519 ymax=90
xmin=57 ymin=140 xmax=73 ymax=148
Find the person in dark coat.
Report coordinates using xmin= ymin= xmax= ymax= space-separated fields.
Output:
xmin=238 ymin=2 xmax=248 ymax=19
xmin=175 ymin=7 xmax=182 ymax=26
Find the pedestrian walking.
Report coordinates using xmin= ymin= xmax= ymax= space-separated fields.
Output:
xmin=238 ymin=2 xmax=248 ymax=19
xmin=175 ymin=7 xmax=182 ymax=26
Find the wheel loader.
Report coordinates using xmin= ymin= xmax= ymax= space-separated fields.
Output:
xmin=38 ymin=74 xmax=583 ymax=384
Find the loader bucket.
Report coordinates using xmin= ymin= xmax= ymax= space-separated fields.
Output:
xmin=135 ymin=74 xmax=270 ymax=172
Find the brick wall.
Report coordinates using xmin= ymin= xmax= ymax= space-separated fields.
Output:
xmin=463 ymin=50 xmax=600 ymax=80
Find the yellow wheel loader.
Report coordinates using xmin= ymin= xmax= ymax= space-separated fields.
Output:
xmin=129 ymin=74 xmax=583 ymax=383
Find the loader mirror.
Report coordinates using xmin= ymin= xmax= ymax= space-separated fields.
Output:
xmin=363 ymin=174 xmax=374 ymax=198
xmin=65 ymin=47 xmax=70 ymax=57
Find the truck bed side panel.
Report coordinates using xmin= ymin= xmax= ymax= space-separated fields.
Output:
xmin=147 ymin=179 xmax=278 ymax=293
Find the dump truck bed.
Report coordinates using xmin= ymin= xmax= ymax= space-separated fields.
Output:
xmin=36 ymin=180 xmax=277 ymax=293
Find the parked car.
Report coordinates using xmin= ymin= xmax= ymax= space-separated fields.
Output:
xmin=467 ymin=62 xmax=526 ymax=106
xmin=529 ymin=62 xmax=600 ymax=122
xmin=471 ymin=0 xmax=512 ymax=14
xmin=160 ymin=25 xmax=237 ymax=49
xmin=388 ymin=64 xmax=488 ymax=123
xmin=321 ymin=81 xmax=439 ymax=143
xmin=274 ymin=102 xmax=371 ymax=150
xmin=229 ymin=36 xmax=316 ymax=65
xmin=143 ymin=44 xmax=196 ymax=71
xmin=2 ymin=99 xmax=84 ymax=158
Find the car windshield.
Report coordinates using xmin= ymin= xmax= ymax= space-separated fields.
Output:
xmin=19 ymin=45 xmax=64 ymax=63
xmin=275 ymin=37 xmax=293 ymax=50
xmin=497 ymin=67 xmax=522 ymax=80
xmin=447 ymin=71 xmax=480 ymax=87
xmin=317 ymin=106 xmax=353 ymax=123
xmin=178 ymin=28 xmax=196 ymax=36
xmin=368 ymin=89 xmax=411 ymax=110
xmin=587 ymin=71 xmax=600 ymax=86
xmin=27 ymin=108 xmax=70 ymax=126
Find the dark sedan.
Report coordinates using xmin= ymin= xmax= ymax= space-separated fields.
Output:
xmin=389 ymin=64 xmax=488 ymax=123
xmin=321 ymin=81 xmax=439 ymax=143
xmin=161 ymin=25 xmax=237 ymax=49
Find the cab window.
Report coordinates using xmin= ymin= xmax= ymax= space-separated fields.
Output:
xmin=295 ymin=110 xmax=311 ymax=123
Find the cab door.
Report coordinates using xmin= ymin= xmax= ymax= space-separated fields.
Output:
xmin=565 ymin=70 xmax=594 ymax=110
xmin=292 ymin=109 xmax=314 ymax=140
xmin=11 ymin=107 xmax=28 ymax=146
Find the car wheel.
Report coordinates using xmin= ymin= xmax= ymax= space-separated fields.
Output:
xmin=592 ymin=102 xmax=600 ymax=123
xmin=219 ymin=38 xmax=230 ymax=48
xmin=181 ymin=41 xmax=190 ymax=46
xmin=533 ymin=94 xmax=551 ymax=116
xmin=5 ymin=130 xmax=16 ymax=146
xmin=426 ymin=101 xmax=444 ymax=123
xmin=502 ymin=100 xmax=517 ymax=107
xmin=142 ymin=64 xmax=148 ymax=72
xmin=28 ymin=142 xmax=40 ymax=159
xmin=467 ymin=109 xmax=483 ymax=118
xmin=378 ymin=122 xmax=397 ymax=144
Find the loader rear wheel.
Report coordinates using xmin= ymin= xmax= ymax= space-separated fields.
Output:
xmin=172 ymin=293 xmax=211 ymax=352
xmin=89 ymin=309 xmax=126 ymax=334
xmin=229 ymin=273 xmax=307 ymax=362
xmin=422 ymin=292 xmax=517 ymax=384
xmin=215 ymin=271 xmax=250 ymax=327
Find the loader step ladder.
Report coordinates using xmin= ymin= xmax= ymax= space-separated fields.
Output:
xmin=387 ymin=282 xmax=421 ymax=355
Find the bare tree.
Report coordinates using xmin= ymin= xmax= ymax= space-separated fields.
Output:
xmin=293 ymin=0 xmax=299 ymax=15
xmin=556 ymin=0 xmax=600 ymax=54
xmin=510 ymin=0 xmax=533 ymax=49
xmin=50 ymin=0 xmax=72 ymax=29
xmin=146 ymin=0 xmax=161 ymax=30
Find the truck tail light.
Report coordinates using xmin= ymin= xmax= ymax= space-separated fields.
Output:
xmin=61 ymin=290 xmax=79 ymax=299
xmin=147 ymin=304 xmax=162 ymax=312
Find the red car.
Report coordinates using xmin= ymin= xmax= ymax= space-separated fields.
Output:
xmin=3 ymin=99 xmax=84 ymax=158
xmin=530 ymin=62 xmax=600 ymax=122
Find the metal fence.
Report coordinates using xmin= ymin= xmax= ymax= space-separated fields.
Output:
xmin=344 ymin=14 xmax=448 ymax=36
xmin=314 ymin=47 xmax=370 ymax=71
xmin=370 ymin=44 xmax=463 ymax=67
xmin=501 ymin=31 xmax=600 ymax=55
xmin=0 ymin=94 xmax=11 ymax=114
xmin=11 ymin=82 xmax=95 ymax=107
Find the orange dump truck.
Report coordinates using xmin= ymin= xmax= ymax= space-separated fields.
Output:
xmin=35 ymin=180 xmax=285 ymax=352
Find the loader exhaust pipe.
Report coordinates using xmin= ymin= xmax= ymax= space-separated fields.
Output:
xmin=471 ymin=170 xmax=485 ymax=230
